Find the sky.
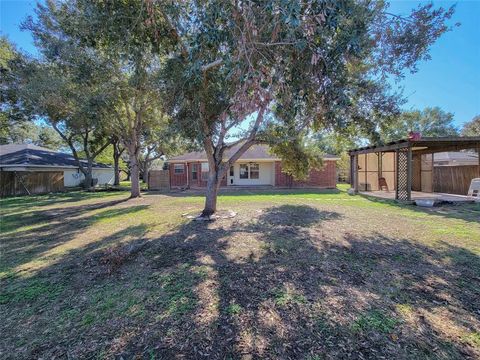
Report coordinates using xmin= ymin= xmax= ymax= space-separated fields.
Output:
xmin=1 ymin=0 xmax=479 ymax=129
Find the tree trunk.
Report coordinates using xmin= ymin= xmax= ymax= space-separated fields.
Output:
xmin=114 ymin=161 xmax=120 ymax=186
xmin=83 ymin=160 xmax=94 ymax=190
xmin=142 ymin=161 xmax=150 ymax=184
xmin=201 ymin=166 xmax=224 ymax=217
xmin=113 ymin=146 xmax=121 ymax=186
xmin=202 ymin=178 xmax=219 ymax=217
xmin=127 ymin=147 xmax=141 ymax=198
xmin=83 ymin=171 xmax=92 ymax=189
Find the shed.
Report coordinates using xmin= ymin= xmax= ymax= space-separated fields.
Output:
xmin=348 ymin=137 xmax=480 ymax=202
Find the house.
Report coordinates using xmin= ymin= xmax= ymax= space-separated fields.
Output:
xmin=167 ymin=144 xmax=339 ymax=188
xmin=433 ymin=151 xmax=479 ymax=166
xmin=0 ymin=144 xmax=114 ymax=196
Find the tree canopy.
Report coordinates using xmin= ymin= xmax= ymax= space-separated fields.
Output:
xmin=461 ymin=115 xmax=480 ymax=136
xmin=379 ymin=107 xmax=458 ymax=142
xmin=156 ymin=0 xmax=455 ymax=215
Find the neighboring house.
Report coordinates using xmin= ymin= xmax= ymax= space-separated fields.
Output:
xmin=0 ymin=144 xmax=114 ymax=196
xmin=433 ymin=151 xmax=479 ymax=166
xmin=167 ymin=144 xmax=339 ymax=188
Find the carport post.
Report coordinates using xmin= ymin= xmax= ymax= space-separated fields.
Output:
xmin=407 ymin=146 xmax=412 ymax=201
xmin=395 ymin=145 xmax=412 ymax=202
xmin=350 ymin=154 xmax=358 ymax=193
xmin=478 ymin=147 xmax=480 ymax=178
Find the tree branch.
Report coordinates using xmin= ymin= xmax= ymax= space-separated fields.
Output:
xmin=92 ymin=140 xmax=112 ymax=158
xmin=52 ymin=122 xmax=87 ymax=176
xmin=201 ymin=59 xmax=222 ymax=72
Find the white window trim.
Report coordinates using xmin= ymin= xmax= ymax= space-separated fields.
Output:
xmin=250 ymin=163 xmax=260 ymax=179
xmin=239 ymin=163 xmax=249 ymax=179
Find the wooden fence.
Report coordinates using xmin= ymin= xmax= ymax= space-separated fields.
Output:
xmin=433 ymin=165 xmax=479 ymax=195
xmin=148 ymin=170 xmax=170 ymax=190
xmin=0 ymin=171 xmax=64 ymax=197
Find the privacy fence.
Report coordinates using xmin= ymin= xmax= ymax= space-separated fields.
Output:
xmin=148 ymin=170 xmax=170 ymax=190
xmin=433 ymin=165 xmax=478 ymax=195
xmin=0 ymin=171 xmax=64 ymax=197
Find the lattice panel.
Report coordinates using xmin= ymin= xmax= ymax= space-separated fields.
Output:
xmin=396 ymin=149 xmax=410 ymax=201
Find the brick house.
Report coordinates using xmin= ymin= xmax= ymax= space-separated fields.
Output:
xmin=168 ymin=144 xmax=338 ymax=189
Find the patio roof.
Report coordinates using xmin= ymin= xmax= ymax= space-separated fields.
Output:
xmin=348 ymin=136 xmax=480 ymax=155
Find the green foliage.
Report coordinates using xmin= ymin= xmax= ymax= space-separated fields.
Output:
xmin=0 ymin=36 xmax=16 ymax=70
xmin=461 ymin=115 xmax=480 ymax=136
xmin=0 ymin=36 xmax=32 ymax=141
xmin=0 ymin=121 xmax=64 ymax=150
xmin=4 ymin=3 xmax=113 ymax=177
xmin=352 ymin=309 xmax=399 ymax=334
xmin=269 ymin=132 xmax=324 ymax=180
xmin=0 ymin=279 xmax=64 ymax=304
xmin=379 ymin=107 xmax=458 ymax=142
xmin=80 ymin=144 xmax=126 ymax=170
xmin=463 ymin=331 xmax=480 ymax=347
xmin=226 ymin=302 xmax=243 ymax=316
xmin=271 ymin=287 xmax=306 ymax=307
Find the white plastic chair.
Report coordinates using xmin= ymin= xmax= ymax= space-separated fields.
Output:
xmin=467 ymin=178 xmax=480 ymax=198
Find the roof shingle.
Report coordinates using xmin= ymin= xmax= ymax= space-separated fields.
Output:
xmin=0 ymin=144 xmax=111 ymax=169
xmin=169 ymin=143 xmax=338 ymax=161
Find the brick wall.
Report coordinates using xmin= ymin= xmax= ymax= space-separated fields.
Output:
xmin=170 ymin=162 xmax=227 ymax=188
xmin=274 ymin=160 xmax=337 ymax=188
xmin=169 ymin=163 xmax=187 ymax=187
xmin=171 ymin=160 xmax=336 ymax=188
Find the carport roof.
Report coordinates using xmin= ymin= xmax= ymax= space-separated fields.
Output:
xmin=348 ymin=136 xmax=480 ymax=155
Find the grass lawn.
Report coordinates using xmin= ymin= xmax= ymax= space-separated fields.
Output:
xmin=1 ymin=185 xmax=479 ymax=359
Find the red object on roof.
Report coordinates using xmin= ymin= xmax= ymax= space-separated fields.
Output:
xmin=408 ymin=132 xmax=422 ymax=141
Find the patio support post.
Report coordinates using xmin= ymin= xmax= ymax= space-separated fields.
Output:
xmin=352 ymin=154 xmax=359 ymax=193
xmin=395 ymin=150 xmax=399 ymax=200
xmin=407 ymin=146 xmax=412 ymax=201
xmin=350 ymin=155 xmax=354 ymax=189
xmin=395 ymin=147 xmax=411 ymax=202
xmin=478 ymin=147 xmax=480 ymax=178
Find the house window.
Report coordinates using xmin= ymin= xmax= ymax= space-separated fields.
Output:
xmin=250 ymin=163 xmax=259 ymax=179
xmin=174 ymin=164 xmax=184 ymax=174
xmin=239 ymin=164 xmax=249 ymax=179
xmin=230 ymin=166 xmax=234 ymax=176
xmin=191 ymin=164 xmax=198 ymax=180
xmin=201 ymin=162 xmax=209 ymax=180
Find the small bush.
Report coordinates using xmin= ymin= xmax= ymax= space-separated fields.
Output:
xmin=226 ymin=302 xmax=243 ymax=316
xmin=271 ymin=287 xmax=306 ymax=307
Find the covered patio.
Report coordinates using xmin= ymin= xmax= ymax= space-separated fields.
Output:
xmin=349 ymin=137 xmax=480 ymax=203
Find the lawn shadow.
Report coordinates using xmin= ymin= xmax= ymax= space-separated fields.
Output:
xmin=0 ymin=190 xmax=127 ymax=212
xmin=110 ymin=205 xmax=477 ymax=359
xmin=1 ymin=203 xmax=479 ymax=359
xmin=0 ymin=197 xmax=145 ymax=278
xmin=98 ymin=205 xmax=478 ymax=359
